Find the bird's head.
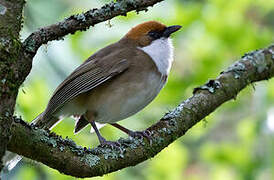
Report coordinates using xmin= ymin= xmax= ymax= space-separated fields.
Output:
xmin=124 ymin=21 xmax=181 ymax=47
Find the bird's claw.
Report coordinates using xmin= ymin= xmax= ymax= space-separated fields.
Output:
xmin=128 ymin=130 xmax=152 ymax=145
xmin=99 ymin=139 xmax=122 ymax=151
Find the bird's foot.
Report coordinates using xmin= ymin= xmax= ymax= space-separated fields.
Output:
xmin=98 ymin=137 xmax=121 ymax=150
xmin=128 ymin=130 xmax=152 ymax=145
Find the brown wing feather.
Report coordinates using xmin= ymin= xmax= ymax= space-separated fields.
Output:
xmin=43 ymin=59 xmax=129 ymax=118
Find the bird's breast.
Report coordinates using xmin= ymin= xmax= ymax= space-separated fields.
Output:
xmin=86 ymin=70 xmax=166 ymax=123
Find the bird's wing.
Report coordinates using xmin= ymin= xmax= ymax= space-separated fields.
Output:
xmin=43 ymin=58 xmax=130 ymax=117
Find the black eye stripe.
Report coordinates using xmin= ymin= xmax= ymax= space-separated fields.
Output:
xmin=148 ymin=31 xmax=162 ymax=39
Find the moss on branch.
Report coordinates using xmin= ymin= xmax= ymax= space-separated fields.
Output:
xmin=23 ymin=0 xmax=164 ymax=55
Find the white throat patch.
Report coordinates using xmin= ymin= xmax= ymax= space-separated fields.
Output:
xmin=139 ymin=38 xmax=174 ymax=75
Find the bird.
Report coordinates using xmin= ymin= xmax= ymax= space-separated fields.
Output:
xmin=31 ymin=20 xmax=182 ymax=147
xmin=3 ymin=21 xmax=181 ymax=171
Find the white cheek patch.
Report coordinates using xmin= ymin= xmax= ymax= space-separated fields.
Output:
xmin=139 ymin=38 xmax=174 ymax=75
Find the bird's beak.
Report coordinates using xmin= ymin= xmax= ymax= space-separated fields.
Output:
xmin=163 ymin=25 xmax=182 ymax=37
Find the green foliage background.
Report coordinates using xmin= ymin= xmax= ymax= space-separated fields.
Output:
xmin=4 ymin=0 xmax=274 ymax=179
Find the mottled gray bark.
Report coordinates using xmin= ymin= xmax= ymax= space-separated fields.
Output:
xmin=23 ymin=0 xmax=164 ymax=55
xmin=0 ymin=0 xmax=25 ymax=172
xmin=7 ymin=45 xmax=274 ymax=177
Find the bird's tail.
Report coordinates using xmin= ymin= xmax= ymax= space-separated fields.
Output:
xmin=31 ymin=112 xmax=61 ymax=130
xmin=3 ymin=112 xmax=59 ymax=171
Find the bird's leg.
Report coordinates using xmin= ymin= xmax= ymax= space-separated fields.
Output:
xmin=90 ymin=121 xmax=120 ymax=148
xmin=110 ymin=123 xmax=152 ymax=143
xmin=90 ymin=121 xmax=106 ymax=144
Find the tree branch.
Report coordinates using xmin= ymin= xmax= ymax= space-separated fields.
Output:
xmin=7 ymin=45 xmax=274 ymax=178
xmin=22 ymin=0 xmax=164 ymax=55
xmin=0 ymin=0 xmax=25 ymax=172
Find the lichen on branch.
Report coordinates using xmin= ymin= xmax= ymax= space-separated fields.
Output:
xmin=0 ymin=0 xmax=25 ymax=172
xmin=23 ymin=0 xmax=164 ymax=55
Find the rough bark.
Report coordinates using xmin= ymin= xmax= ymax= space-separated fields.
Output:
xmin=7 ymin=45 xmax=274 ymax=177
xmin=23 ymin=0 xmax=164 ymax=56
xmin=0 ymin=0 xmax=25 ymax=172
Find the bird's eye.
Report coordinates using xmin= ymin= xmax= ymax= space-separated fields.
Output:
xmin=148 ymin=31 xmax=161 ymax=39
